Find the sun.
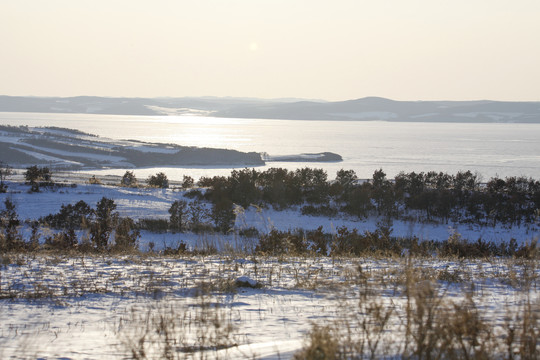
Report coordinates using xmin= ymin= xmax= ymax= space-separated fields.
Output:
xmin=249 ymin=42 xmax=259 ymax=52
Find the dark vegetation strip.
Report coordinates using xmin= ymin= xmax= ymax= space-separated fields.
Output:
xmin=0 ymin=163 xmax=539 ymax=258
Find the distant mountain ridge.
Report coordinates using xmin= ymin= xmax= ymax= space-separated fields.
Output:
xmin=1 ymin=95 xmax=539 ymax=123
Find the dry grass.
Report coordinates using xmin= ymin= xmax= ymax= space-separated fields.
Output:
xmin=1 ymin=252 xmax=539 ymax=359
xmin=117 ymin=295 xmax=238 ymax=360
xmin=295 ymin=258 xmax=540 ymax=359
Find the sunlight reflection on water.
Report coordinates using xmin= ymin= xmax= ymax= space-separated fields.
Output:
xmin=2 ymin=112 xmax=540 ymax=181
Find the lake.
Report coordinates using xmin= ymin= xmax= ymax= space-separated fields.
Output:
xmin=1 ymin=111 xmax=540 ymax=181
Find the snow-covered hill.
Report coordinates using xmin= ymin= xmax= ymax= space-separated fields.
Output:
xmin=0 ymin=125 xmax=264 ymax=169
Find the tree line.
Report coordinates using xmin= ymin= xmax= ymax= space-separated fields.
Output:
xmin=191 ymin=167 xmax=540 ymax=227
xmin=1 ymin=164 xmax=539 ymax=255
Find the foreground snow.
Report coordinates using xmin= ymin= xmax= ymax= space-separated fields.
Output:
xmin=1 ymin=254 xmax=538 ymax=359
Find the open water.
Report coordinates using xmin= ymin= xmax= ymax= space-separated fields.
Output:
xmin=1 ymin=112 xmax=540 ymax=181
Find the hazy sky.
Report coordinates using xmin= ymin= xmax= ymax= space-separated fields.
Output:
xmin=1 ymin=0 xmax=539 ymax=101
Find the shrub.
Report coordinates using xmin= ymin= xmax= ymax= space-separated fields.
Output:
xmin=187 ymin=200 xmax=210 ymax=232
xmin=255 ymin=229 xmax=308 ymax=255
xmin=113 ymin=217 xmax=140 ymax=252
xmin=0 ymin=161 xmax=12 ymax=193
xmin=89 ymin=197 xmax=118 ymax=250
xmin=168 ymin=200 xmax=188 ymax=232
xmin=44 ymin=229 xmax=78 ymax=250
xmin=238 ymin=227 xmax=260 ymax=238
xmin=329 ymin=225 xmax=400 ymax=257
xmin=121 ymin=171 xmax=137 ymax=187
xmin=88 ymin=175 xmax=102 ymax=185
xmin=147 ymin=172 xmax=169 ymax=188
xmin=136 ymin=218 xmax=169 ymax=233
xmin=439 ymin=232 xmax=494 ymax=258
xmin=41 ymin=200 xmax=93 ymax=229
xmin=301 ymin=204 xmax=338 ymax=217
xmin=182 ymin=175 xmax=194 ymax=189
xmin=307 ymin=226 xmax=330 ymax=255
xmin=25 ymin=165 xmax=52 ymax=192
xmin=0 ymin=198 xmax=23 ymax=252
xmin=185 ymin=189 xmax=204 ymax=200
xmin=211 ymin=200 xmax=235 ymax=233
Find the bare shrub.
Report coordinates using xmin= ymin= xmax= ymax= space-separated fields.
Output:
xmin=117 ymin=296 xmax=237 ymax=359
xmin=294 ymin=324 xmax=343 ymax=360
xmin=255 ymin=229 xmax=308 ymax=255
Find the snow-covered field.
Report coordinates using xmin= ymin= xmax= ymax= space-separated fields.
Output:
xmin=1 ymin=254 xmax=538 ymax=359
xmin=1 ymin=175 xmax=539 ymax=359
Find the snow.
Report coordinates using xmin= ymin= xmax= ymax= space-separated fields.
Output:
xmin=329 ymin=111 xmax=398 ymax=120
xmin=235 ymin=276 xmax=259 ymax=288
xmin=1 ymin=254 xmax=537 ymax=359
xmin=15 ymin=142 xmax=128 ymax=163
xmin=235 ymin=205 xmax=538 ymax=246
xmin=0 ymin=177 xmax=539 ymax=359
xmin=145 ymin=105 xmax=215 ymax=117
xmin=455 ymin=112 xmax=525 ymax=121
xmin=408 ymin=112 xmax=440 ymax=118
xmin=13 ymin=148 xmax=84 ymax=167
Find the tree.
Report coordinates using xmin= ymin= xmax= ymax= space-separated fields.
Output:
xmin=25 ymin=165 xmax=52 ymax=192
xmin=147 ymin=172 xmax=169 ymax=188
xmin=371 ymin=169 xmax=395 ymax=217
xmin=168 ymin=200 xmax=188 ymax=232
xmin=91 ymin=197 xmax=118 ymax=250
xmin=188 ymin=200 xmax=210 ymax=232
xmin=259 ymin=168 xmax=301 ymax=208
xmin=182 ymin=175 xmax=194 ymax=189
xmin=343 ymin=184 xmax=373 ymax=218
xmin=43 ymin=200 xmax=93 ymax=229
xmin=296 ymin=168 xmax=329 ymax=204
xmin=229 ymin=168 xmax=260 ymax=207
xmin=211 ymin=199 xmax=235 ymax=233
xmin=113 ymin=218 xmax=140 ymax=251
xmin=336 ymin=169 xmax=357 ymax=188
xmin=0 ymin=161 xmax=12 ymax=193
xmin=0 ymin=198 xmax=22 ymax=251
xmin=121 ymin=171 xmax=137 ymax=187
xmin=25 ymin=165 xmax=51 ymax=183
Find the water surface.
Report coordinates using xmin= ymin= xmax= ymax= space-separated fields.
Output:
xmin=1 ymin=112 xmax=539 ymax=181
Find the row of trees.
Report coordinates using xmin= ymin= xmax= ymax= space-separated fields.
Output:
xmin=0 ymin=165 xmax=182 ymax=192
xmin=194 ymin=168 xmax=540 ymax=227
xmin=0 ymin=197 xmax=140 ymax=252
xmin=121 ymin=170 xmax=194 ymax=189
xmin=3 ymin=164 xmax=540 ymax=241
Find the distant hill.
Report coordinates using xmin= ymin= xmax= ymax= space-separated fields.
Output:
xmin=0 ymin=125 xmax=341 ymax=170
xmin=0 ymin=125 xmax=264 ymax=170
xmin=214 ymin=97 xmax=540 ymax=123
xmin=1 ymin=95 xmax=539 ymax=123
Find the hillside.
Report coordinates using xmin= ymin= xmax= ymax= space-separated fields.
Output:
xmin=1 ymin=95 xmax=539 ymax=122
xmin=0 ymin=125 xmax=264 ymax=169
xmin=0 ymin=126 xmax=343 ymax=170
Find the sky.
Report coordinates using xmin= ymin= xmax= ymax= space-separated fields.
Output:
xmin=1 ymin=0 xmax=539 ymax=102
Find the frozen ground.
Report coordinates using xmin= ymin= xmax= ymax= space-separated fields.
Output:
xmin=1 ymin=175 xmax=539 ymax=359
xmin=1 ymin=254 xmax=538 ymax=359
